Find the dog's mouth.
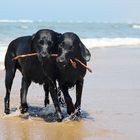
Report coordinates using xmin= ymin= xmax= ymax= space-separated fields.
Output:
xmin=39 ymin=51 xmax=50 ymax=58
xmin=56 ymin=57 xmax=76 ymax=70
xmin=57 ymin=62 xmax=67 ymax=69
xmin=12 ymin=53 xmax=92 ymax=73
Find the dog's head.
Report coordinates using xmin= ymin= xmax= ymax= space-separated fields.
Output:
xmin=56 ymin=32 xmax=91 ymax=68
xmin=31 ymin=29 xmax=61 ymax=59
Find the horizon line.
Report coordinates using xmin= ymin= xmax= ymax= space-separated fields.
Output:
xmin=0 ymin=19 xmax=140 ymax=24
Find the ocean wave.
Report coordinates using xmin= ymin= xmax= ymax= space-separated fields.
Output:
xmin=132 ymin=24 xmax=140 ymax=29
xmin=0 ymin=37 xmax=140 ymax=70
xmin=19 ymin=25 xmax=29 ymax=29
xmin=0 ymin=19 xmax=33 ymax=23
xmin=0 ymin=46 xmax=7 ymax=70
xmin=82 ymin=38 xmax=140 ymax=48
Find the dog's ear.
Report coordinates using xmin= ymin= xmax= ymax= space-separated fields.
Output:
xmin=57 ymin=33 xmax=62 ymax=42
xmin=31 ymin=33 xmax=35 ymax=41
xmin=28 ymin=33 xmax=36 ymax=52
xmin=79 ymin=42 xmax=91 ymax=61
xmin=57 ymin=33 xmax=62 ymax=37
xmin=28 ymin=33 xmax=35 ymax=43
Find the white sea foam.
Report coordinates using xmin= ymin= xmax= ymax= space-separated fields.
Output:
xmin=0 ymin=46 xmax=7 ymax=70
xmin=132 ymin=24 xmax=140 ymax=29
xmin=82 ymin=38 xmax=140 ymax=48
xmin=20 ymin=25 xmax=29 ymax=29
xmin=0 ymin=19 xmax=33 ymax=23
xmin=0 ymin=37 xmax=140 ymax=70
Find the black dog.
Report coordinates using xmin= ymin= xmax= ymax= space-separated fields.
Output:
xmin=56 ymin=32 xmax=91 ymax=115
xmin=4 ymin=29 xmax=63 ymax=121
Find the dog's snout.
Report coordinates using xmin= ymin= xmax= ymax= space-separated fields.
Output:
xmin=40 ymin=51 xmax=48 ymax=57
xmin=56 ymin=57 xmax=67 ymax=68
xmin=57 ymin=57 xmax=65 ymax=63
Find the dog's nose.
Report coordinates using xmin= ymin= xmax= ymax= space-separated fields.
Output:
xmin=40 ymin=51 xmax=47 ymax=57
xmin=56 ymin=57 xmax=67 ymax=68
xmin=57 ymin=57 xmax=65 ymax=63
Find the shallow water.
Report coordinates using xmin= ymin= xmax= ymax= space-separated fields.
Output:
xmin=0 ymin=104 xmax=111 ymax=140
xmin=0 ymin=115 xmax=94 ymax=140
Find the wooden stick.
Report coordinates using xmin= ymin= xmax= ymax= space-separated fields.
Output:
xmin=12 ymin=53 xmax=92 ymax=73
xmin=70 ymin=59 xmax=77 ymax=68
xmin=13 ymin=53 xmax=37 ymax=61
xmin=74 ymin=58 xmax=92 ymax=73
xmin=13 ymin=53 xmax=58 ymax=61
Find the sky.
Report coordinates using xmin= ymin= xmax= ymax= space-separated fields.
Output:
xmin=0 ymin=0 xmax=140 ymax=23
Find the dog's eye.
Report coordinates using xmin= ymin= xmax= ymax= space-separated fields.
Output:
xmin=58 ymin=47 xmax=62 ymax=54
xmin=47 ymin=41 xmax=52 ymax=46
xmin=47 ymin=46 xmax=52 ymax=53
xmin=62 ymin=42 xmax=65 ymax=46
xmin=59 ymin=42 xmax=64 ymax=47
xmin=69 ymin=45 xmax=73 ymax=50
xmin=38 ymin=40 xmax=44 ymax=45
xmin=59 ymin=44 xmax=63 ymax=47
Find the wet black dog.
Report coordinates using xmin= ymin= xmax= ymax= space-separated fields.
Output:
xmin=4 ymin=29 xmax=63 ymax=121
xmin=56 ymin=32 xmax=91 ymax=115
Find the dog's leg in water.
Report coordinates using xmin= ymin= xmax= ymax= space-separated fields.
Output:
xmin=61 ymin=85 xmax=75 ymax=115
xmin=57 ymin=87 xmax=66 ymax=107
xmin=63 ymin=80 xmax=84 ymax=121
xmin=48 ymin=80 xmax=63 ymax=122
xmin=43 ymin=82 xmax=50 ymax=107
xmin=75 ymin=80 xmax=84 ymax=116
xmin=20 ymin=77 xmax=31 ymax=114
xmin=4 ymin=68 xmax=16 ymax=114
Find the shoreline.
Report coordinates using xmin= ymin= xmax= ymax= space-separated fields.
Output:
xmin=1 ymin=44 xmax=140 ymax=70
xmin=0 ymin=47 xmax=140 ymax=140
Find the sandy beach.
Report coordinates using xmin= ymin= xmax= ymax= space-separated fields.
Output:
xmin=0 ymin=47 xmax=140 ymax=140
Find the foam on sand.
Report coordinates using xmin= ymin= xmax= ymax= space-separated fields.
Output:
xmin=0 ymin=46 xmax=7 ymax=70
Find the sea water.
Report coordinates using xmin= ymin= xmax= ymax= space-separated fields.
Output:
xmin=0 ymin=20 xmax=140 ymax=69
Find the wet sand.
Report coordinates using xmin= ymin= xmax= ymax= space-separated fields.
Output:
xmin=0 ymin=47 xmax=140 ymax=140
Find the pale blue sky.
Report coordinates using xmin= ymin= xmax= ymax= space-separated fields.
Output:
xmin=0 ymin=0 xmax=140 ymax=22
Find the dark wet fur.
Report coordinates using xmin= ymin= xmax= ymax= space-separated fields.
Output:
xmin=56 ymin=32 xmax=91 ymax=116
xmin=4 ymin=29 xmax=63 ymax=121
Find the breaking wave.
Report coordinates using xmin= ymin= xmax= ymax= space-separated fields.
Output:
xmin=0 ymin=19 xmax=33 ymax=23
xmin=132 ymin=24 xmax=140 ymax=29
xmin=82 ymin=38 xmax=140 ymax=48
xmin=0 ymin=37 xmax=140 ymax=69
